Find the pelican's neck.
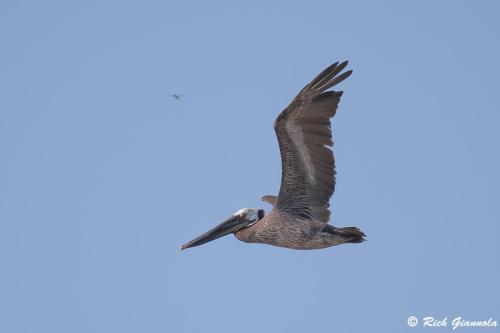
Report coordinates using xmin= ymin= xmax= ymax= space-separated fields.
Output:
xmin=234 ymin=220 xmax=262 ymax=244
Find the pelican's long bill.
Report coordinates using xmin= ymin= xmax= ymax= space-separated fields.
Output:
xmin=181 ymin=214 xmax=252 ymax=251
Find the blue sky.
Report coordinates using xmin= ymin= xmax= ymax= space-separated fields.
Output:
xmin=1 ymin=0 xmax=499 ymax=332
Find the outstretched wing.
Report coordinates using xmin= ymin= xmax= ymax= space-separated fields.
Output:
xmin=273 ymin=62 xmax=352 ymax=223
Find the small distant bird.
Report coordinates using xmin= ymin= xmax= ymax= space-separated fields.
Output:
xmin=169 ymin=94 xmax=182 ymax=101
xmin=181 ymin=61 xmax=365 ymax=251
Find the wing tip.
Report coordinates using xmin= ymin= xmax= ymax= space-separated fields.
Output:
xmin=306 ymin=61 xmax=353 ymax=95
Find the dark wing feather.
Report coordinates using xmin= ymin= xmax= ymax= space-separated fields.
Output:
xmin=273 ymin=62 xmax=352 ymax=223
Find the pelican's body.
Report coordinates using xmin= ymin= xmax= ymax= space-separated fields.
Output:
xmin=235 ymin=210 xmax=360 ymax=250
xmin=181 ymin=61 xmax=365 ymax=251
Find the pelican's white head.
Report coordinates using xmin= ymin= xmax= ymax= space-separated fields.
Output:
xmin=233 ymin=208 xmax=265 ymax=223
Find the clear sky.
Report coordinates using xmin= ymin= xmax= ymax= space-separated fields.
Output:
xmin=1 ymin=1 xmax=499 ymax=332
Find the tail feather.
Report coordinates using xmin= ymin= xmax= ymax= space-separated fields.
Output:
xmin=322 ymin=225 xmax=366 ymax=244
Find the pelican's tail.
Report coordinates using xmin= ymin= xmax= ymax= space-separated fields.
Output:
xmin=337 ymin=227 xmax=366 ymax=243
xmin=323 ymin=225 xmax=366 ymax=244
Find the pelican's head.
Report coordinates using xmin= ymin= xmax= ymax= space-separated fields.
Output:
xmin=181 ymin=208 xmax=265 ymax=251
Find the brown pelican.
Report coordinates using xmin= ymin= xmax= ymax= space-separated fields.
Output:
xmin=181 ymin=61 xmax=365 ymax=251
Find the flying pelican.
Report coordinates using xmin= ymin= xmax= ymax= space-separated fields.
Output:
xmin=181 ymin=61 xmax=365 ymax=251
